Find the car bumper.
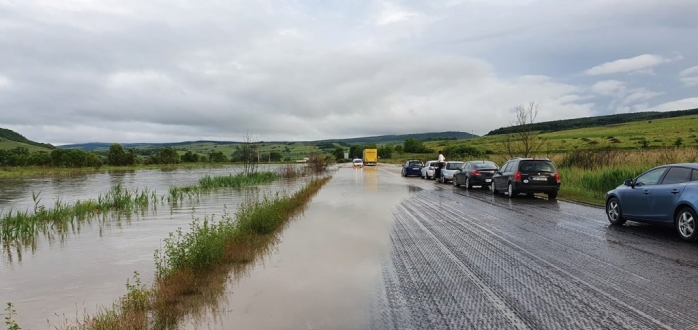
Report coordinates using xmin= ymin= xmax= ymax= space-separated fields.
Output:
xmin=470 ymin=177 xmax=494 ymax=185
xmin=405 ymin=168 xmax=422 ymax=176
xmin=513 ymin=181 xmax=560 ymax=193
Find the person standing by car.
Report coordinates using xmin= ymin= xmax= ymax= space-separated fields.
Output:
xmin=435 ymin=151 xmax=445 ymax=180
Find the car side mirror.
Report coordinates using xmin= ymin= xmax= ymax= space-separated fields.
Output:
xmin=624 ymin=179 xmax=633 ymax=187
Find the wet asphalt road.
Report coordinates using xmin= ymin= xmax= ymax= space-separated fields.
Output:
xmin=373 ymin=170 xmax=698 ymax=330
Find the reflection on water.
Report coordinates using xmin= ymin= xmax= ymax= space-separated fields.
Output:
xmin=179 ymin=166 xmax=413 ymax=329
xmin=363 ymin=167 xmax=379 ymax=193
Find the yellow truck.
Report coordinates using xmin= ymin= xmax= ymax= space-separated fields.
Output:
xmin=362 ymin=148 xmax=378 ymax=166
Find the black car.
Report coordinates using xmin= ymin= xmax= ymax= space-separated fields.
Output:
xmin=491 ymin=158 xmax=561 ymax=199
xmin=453 ymin=160 xmax=499 ymax=189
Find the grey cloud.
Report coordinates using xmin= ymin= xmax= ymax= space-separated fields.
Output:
xmin=0 ymin=0 xmax=696 ymax=144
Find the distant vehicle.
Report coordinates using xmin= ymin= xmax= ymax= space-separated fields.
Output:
xmin=352 ymin=158 xmax=363 ymax=167
xmin=491 ymin=158 xmax=561 ymax=199
xmin=421 ymin=160 xmax=438 ymax=179
xmin=437 ymin=161 xmax=464 ymax=183
xmin=363 ymin=148 xmax=378 ymax=166
xmin=605 ymin=163 xmax=698 ymax=242
xmin=453 ymin=160 xmax=499 ymax=189
xmin=402 ymin=160 xmax=424 ymax=177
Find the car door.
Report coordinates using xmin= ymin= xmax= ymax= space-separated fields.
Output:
xmin=650 ymin=166 xmax=691 ymax=222
xmin=622 ymin=167 xmax=667 ymax=219
xmin=458 ymin=163 xmax=470 ymax=184
xmin=494 ymin=162 xmax=511 ymax=191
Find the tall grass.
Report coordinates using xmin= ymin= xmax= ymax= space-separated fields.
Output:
xmin=556 ymin=146 xmax=698 ymax=204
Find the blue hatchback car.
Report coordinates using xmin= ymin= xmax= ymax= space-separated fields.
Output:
xmin=401 ymin=160 xmax=424 ymax=177
xmin=606 ymin=163 xmax=698 ymax=241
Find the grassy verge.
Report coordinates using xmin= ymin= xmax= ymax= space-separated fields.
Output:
xmin=60 ymin=176 xmax=331 ymax=329
xmin=557 ymin=167 xmax=645 ymax=205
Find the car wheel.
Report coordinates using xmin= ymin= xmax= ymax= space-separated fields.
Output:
xmin=676 ymin=207 xmax=698 ymax=242
xmin=527 ymin=192 xmax=535 ymax=198
xmin=507 ymin=182 xmax=517 ymax=198
xmin=547 ymin=192 xmax=557 ymax=199
xmin=606 ymin=197 xmax=626 ymax=226
xmin=491 ymin=182 xmax=498 ymax=194
xmin=465 ymin=177 xmax=472 ymax=189
xmin=453 ymin=177 xmax=460 ymax=187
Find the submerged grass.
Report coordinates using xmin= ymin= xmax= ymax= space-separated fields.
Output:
xmin=0 ymin=186 xmax=158 ymax=243
xmin=0 ymin=171 xmax=282 ymax=246
xmin=59 ymin=176 xmax=332 ymax=329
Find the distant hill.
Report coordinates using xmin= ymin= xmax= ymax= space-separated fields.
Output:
xmin=311 ymin=131 xmax=478 ymax=145
xmin=60 ymin=131 xmax=478 ymax=151
xmin=0 ymin=128 xmax=55 ymax=150
xmin=60 ymin=140 xmax=241 ymax=151
xmin=486 ymin=107 xmax=698 ymax=136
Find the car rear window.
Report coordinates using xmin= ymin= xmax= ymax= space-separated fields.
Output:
xmin=408 ymin=161 xmax=423 ymax=166
xmin=473 ymin=162 xmax=497 ymax=169
xmin=519 ymin=160 xmax=555 ymax=172
xmin=447 ymin=162 xmax=464 ymax=169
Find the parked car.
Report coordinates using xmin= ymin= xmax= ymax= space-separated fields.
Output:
xmin=421 ymin=160 xmax=438 ymax=179
xmin=491 ymin=158 xmax=561 ymax=199
xmin=352 ymin=158 xmax=363 ymax=167
xmin=402 ymin=160 xmax=424 ymax=177
xmin=437 ymin=161 xmax=464 ymax=183
xmin=605 ymin=163 xmax=698 ymax=242
xmin=453 ymin=160 xmax=499 ymax=189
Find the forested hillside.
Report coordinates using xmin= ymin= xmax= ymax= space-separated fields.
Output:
xmin=0 ymin=128 xmax=55 ymax=149
xmin=486 ymin=108 xmax=698 ymax=136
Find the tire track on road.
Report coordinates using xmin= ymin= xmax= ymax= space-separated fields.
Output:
xmin=374 ymin=189 xmax=698 ymax=329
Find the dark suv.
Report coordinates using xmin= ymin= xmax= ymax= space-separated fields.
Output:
xmin=491 ymin=158 xmax=561 ymax=199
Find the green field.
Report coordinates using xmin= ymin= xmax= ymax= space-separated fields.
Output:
xmin=406 ymin=114 xmax=698 ymax=160
xmin=0 ymin=138 xmax=52 ymax=153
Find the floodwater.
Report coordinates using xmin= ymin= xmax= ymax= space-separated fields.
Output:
xmin=0 ymin=165 xmax=313 ymax=328
xmin=178 ymin=165 xmax=419 ymax=329
xmin=5 ymin=163 xmax=698 ymax=329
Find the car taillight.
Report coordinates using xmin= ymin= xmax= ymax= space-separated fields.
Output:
xmin=472 ymin=170 xmax=481 ymax=176
xmin=555 ymin=172 xmax=561 ymax=183
xmin=514 ymin=171 xmax=522 ymax=181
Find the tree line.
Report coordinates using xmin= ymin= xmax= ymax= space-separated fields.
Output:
xmin=0 ymin=143 xmax=286 ymax=168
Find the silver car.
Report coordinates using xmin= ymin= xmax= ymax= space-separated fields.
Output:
xmin=421 ymin=160 xmax=438 ymax=179
xmin=437 ymin=161 xmax=464 ymax=183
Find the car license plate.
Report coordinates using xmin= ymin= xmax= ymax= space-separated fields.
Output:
xmin=532 ymin=176 xmax=547 ymax=181
xmin=485 ymin=179 xmax=491 ymax=182
xmin=413 ymin=168 xmax=420 ymax=170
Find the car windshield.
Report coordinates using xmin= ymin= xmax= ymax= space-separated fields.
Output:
xmin=353 ymin=160 xmax=362 ymax=163
xmin=446 ymin=162 xmax=464 ymax=170
xmin=408 ymin=161 xmax=423 ymax=166
xmin=520 ymin=160 xmax=555 ymax=172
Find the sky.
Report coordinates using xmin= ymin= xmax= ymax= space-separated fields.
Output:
xmin=0 ymin=0 xmax=697 ymax=145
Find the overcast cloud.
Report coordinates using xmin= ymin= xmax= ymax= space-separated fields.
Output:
xmin=1 ymin=0 xmax=697 ymax=144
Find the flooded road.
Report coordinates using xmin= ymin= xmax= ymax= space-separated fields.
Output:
xmin=184 ymin=165 xmax=698 ymax=330
xmin=4 ymin=164 xmax=698 ymax=329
